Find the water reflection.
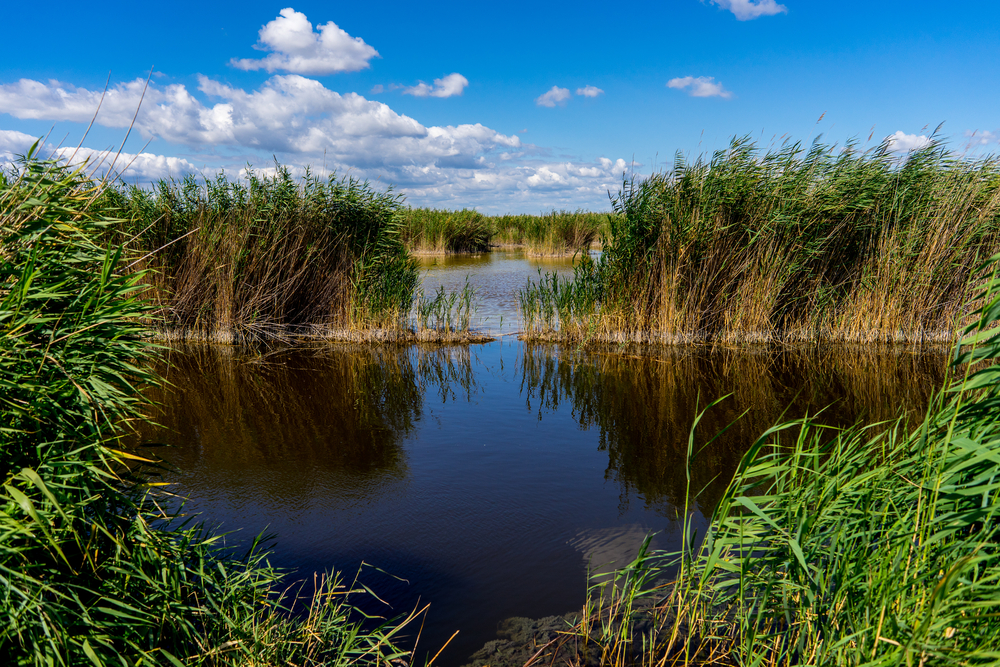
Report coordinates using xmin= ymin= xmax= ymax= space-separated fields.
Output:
xmin=520 ymin=344 xmax=947 ymax=516
xmin=139 ymin=340 xmax=947 ymax=664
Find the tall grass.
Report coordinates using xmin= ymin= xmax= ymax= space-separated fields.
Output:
xmin=101 ymin=168 xmax=417 ymax=342
xmin=399 ymin=208 xmax=608 ymax=256
xmin=399 ymin=208 xmax=492 ymax=253
xmin=521 ymin=137 xmax=1000 ymax=344
xmin=559 ymin=255 xmax=1000 ymax=666
xmin=492 ymin=210 xmax=607 ymax=255
xmin=0 ymin=153 xmax=417 ymax=665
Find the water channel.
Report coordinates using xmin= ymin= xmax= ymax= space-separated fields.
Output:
xmin=140 ymin=251 xmax=950 ymax=665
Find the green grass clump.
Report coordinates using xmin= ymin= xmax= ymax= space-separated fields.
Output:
xmin=100 ymin=168 xmax=417 ymax=342
xmin=521 ymin=135 xmax=1000 ymax=344
xmin=0 ymin=153 xmax=416 ymax=665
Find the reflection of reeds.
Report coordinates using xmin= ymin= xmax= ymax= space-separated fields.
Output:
xmin=519 ymin=343 xmax=947 ymax=517
xmin=140 ymin=343 xmax=480 ymax=483
xmin=521 ymin=137 xmax=1000 ymax=344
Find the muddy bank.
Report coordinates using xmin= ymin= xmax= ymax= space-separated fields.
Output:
xmin=152 ymin=326 xmax=495 ymax=345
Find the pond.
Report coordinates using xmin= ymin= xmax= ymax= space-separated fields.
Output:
xmin=139 ymin=252 xmax=949 ymax=665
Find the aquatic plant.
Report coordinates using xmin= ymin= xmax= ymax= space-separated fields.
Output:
xmin=399 ymin=207 xmax=609 ymax=256
xmin=399 ymin=208 xmax=493 ymax=253
xmin=414 ymin=278 xmax=477 ymax=333
xmin=0 ymin=153 xmax=417 ymax=665
xmin=100 ymin=168 xmax=417 ymax=342
xmin=521 ymin=136 xmax=1000 ymax=344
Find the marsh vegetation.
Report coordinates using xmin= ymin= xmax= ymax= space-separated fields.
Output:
xmin=520 ymin=138 xmax=1000 ymax=344
xmin=399 ymin=208 xmax=607 ymax=257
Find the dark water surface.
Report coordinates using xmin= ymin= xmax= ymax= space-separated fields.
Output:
xmin=140 ymin=255 xmax=950 ymax=665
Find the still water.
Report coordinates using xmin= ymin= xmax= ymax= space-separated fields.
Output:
xmin=141 ymin=253 xmax=948 ymax=665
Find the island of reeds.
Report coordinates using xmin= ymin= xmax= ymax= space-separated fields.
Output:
xmin=519 ymin=137 xmax=1000 ymax=344
xmin=398 ymin=207 xmax=608 ymax=256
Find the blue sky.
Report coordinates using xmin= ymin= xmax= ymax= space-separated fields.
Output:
xmin=1 ymin=1 xmax=998 ymax=213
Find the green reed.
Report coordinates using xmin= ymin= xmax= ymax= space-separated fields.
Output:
xmin=0 ymin=152 xmax=417 ymax=666
xmin=398 ymin=208 xmax=492 ymax=253
xmin=565 ymin=254 xmax=1000 ymax=666
xmin=400 ymin=208 xmax=609 ymax=256
xmin=414 ymin=278 xmax=477 ymax=333
xmin=520 ymin=135 xmax=1000 ymax=344
xmin=99 ymin=167 xmax=417 ymax=341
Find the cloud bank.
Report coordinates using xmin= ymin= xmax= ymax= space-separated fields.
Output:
xmin=708 ymin=0 xmax=788 ymax=20
xmin=0 ymin=76 xmax=630 ymax=211
xmin=667 ymin=76 xmax=733 ymax=98
xmin=230 ymin=8 xmax=379 ymax=75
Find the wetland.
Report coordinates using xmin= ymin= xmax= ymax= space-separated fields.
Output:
xmin=139 ymin=252 xmax=948 ymax=665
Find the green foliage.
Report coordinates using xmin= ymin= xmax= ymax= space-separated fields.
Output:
xmin=399 ymin=208 xmax=492 ymax=253
xmin=414 ymin=279 xmax=477 ymax=333
xmin=0 ymin=155 xmax=413 ymax=666
xmin=571 ymin=254 xmax=1000 ymax=666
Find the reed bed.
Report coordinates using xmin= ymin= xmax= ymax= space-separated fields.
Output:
xmin=539 ymin=256 xmax=1000 ymax=667
xmin=492 ymin=210 xmax=607 ymax=256
xmin=520 ymin=137 xmax=1000 ymax=344
xmin=399 ymin=208 xmax=608 ymax=256
xmin=399 ymin=208 xmax=493 ymax=254
xmin=101 ymin=168 xmax=418 ymax=343
xmin=0 ymin=153 xmax=418 ymax=665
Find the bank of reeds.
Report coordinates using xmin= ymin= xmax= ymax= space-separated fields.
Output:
xmin=399 ymin=208 xmax=608 ymax=256
xmin=399 ymin=208 xmax=493 ymax=253
xmin=0 ymin=153 xmax=418 ymax=665
xmin=492 ymin=210 xmax=607 ymax=256
xmin=541 ymin=255 xmax=1000 ymax=666
xmin=101 ymin=168 xmax=418 ymax=343
xmin=521 ymin=137 xmax=1000 ymax=344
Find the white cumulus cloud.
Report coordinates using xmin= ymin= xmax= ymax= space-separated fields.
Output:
xmin=667 ymin=76 xmax=733 ymax=99
xmin=708 ymin=0 xmax=788 ymax=20
xmin=885 ymin=131 xmax=933 ymax=153
xmin=576 ymin=85 xmax=604 ymax=98
xmin=402 ymin=73 xmax=469 ymax=98
xmin=0 ymin=75 xmax=636 ymax=211
xmin=536 ymin=86 xmax=571 ymax=108
xmin=230 ymin=8 xmax=379 ymax=75
xmin=0 ymin=75 xmax=519 ymax=170
xmin=0 ymin=130 xmax=201 ymax=181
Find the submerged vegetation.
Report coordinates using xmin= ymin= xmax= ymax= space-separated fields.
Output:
xmin=400 ymin=207 xmax=608 ymax=256
xmin=0 ymin=155 xmax=417 ymax=665
xmin=102 ymin=168 xmax=419 ymax=342
xmin=521 ymin=137 xmax=1000 ymax=344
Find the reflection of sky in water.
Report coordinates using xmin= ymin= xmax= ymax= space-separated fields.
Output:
xmin=415 ymin=250 xmax=588 ymax=334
